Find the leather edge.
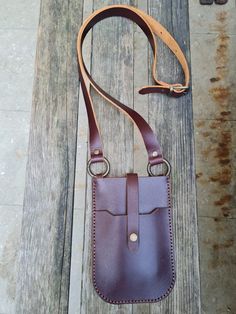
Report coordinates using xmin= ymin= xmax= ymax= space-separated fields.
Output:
xmin=92 ymin=177 xmax=176 ymax=304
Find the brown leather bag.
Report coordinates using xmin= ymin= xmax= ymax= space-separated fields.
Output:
xmin=77 ymin=5 xmax=189 ymax=304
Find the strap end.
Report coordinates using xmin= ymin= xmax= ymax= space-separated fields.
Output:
xmin=138 ymin=85 xmax=170 ymax=95
xmin=138 ymin=84 xmax=189 ymax=97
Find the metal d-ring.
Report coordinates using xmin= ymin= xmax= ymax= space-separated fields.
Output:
xmin=147 ymin=158 xmax=171 ymax=177
xmin=87 ymin=157 xmax=110 ymax=177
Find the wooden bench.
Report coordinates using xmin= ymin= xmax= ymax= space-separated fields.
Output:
xmin=16 ymin=0 xmax=201 ymax=313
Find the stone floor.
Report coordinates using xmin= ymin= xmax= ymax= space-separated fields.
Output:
xmin=0 ymin=1 xmax=235 ymax=313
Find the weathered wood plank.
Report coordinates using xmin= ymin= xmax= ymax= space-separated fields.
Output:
xmin=68 ymin=0 xmax=93 ymax=312
xmin=75 ymin=0 xmax=200 ymax=313
xmin=15 ymin=0 xmax=83 ymax=312
xmin=147 ymin=0 xmax=201 ymax=313
xmin=80 ymin=0 xmax=134 ymax=313
xmin=59 ymin=1 xmax=84 ymax=312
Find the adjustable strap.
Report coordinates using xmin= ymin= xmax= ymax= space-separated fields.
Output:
xmin=126 ymin=173 xmax=139 ymax=252
xmin=77 ymin=5 xmax=190 ymax=172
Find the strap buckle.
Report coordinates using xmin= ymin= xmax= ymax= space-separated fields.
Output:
xmin=169 ymin=85 xmax=189 ymax=95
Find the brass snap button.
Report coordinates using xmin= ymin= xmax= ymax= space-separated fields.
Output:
xmin=129 ymin=233 xmax=138 ymax=242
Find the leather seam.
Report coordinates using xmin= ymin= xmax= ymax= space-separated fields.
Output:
xmin=92 ymin=177 xmax=176 ymax=304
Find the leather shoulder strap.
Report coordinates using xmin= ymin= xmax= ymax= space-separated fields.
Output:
xmin=77 ymin=5 xmax=190 ymax=168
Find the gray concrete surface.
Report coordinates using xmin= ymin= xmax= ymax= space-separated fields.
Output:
xmin=0 ymin=1 xmax=40 ymax=313
xmin=0 ymin=1 xmax=235 ymax=313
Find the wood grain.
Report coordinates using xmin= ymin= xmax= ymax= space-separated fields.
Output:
xmin=76 ymin=0 xmax=201 ymax=313
xmin=15 ymin=0 xmax=83 ymax=312
xmin=16 ymin=0 xmax=201 ymax=312
xmin=80 ymin=0 xmax=134 ymax=312
xmin=68 ymin=0 xmax=93 ymax=312
xmin=148 ymin=0 xmax=201 ymax=313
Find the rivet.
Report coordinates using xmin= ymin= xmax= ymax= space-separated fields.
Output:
xmin=94 ymin=149 xmax=100 ymax=155
xmin=129 ymin=233 xmax=138 ymax=242
xmin=152 ymin=151 xmax=158 ymax=157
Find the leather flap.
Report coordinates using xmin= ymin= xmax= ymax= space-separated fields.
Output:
xmin=94 ymin=176 xmax=169 ymax=215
